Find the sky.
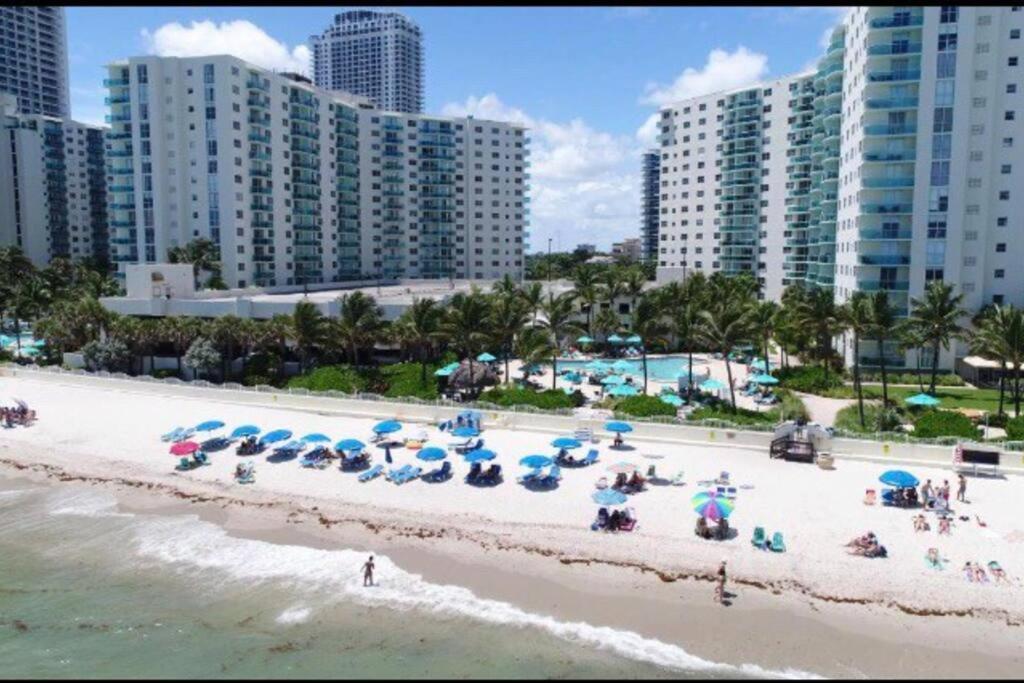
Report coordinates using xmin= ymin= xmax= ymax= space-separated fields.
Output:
xmin=66 ymin=5 xmax=849 ymax=253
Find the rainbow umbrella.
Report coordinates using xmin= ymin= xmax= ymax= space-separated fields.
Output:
xmin=169 ymin=441 xmax=200 ymax=456
xmin=691 ymin=490 xmax=735 ymax=521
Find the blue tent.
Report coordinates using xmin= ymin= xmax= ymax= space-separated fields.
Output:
xmin=879 ymin=470 xmax=919 ymax=488
xmin=551 ymin=437 xmax=582 ymax=450
xmin=301 ymin=433 xmax=331 ymax=443
xmin=230 ymin=425 xmax=260 ymax=439
xmin=519 ymin=454 xmax=553 ymax=469
xmin=592 ymin=489 xmax=628 ymax=506
xmin=905 ymin=393 xmax=941 ymax=407
xmin=335 ymin=438 xmax=366 ymax=452
xmin=417 ymin=446 xmax=448 ymax=461
xmin=195 ymin=420 xmax=225 ymax=432
xmin=464 ymin=448 xmax=497 ymax=463
xmin=373 ymin=420 xmax=402 ymax=435
xmin=605 ymin=421 xmax=633 ymax=433
xmin=260 ymin=429 xmax=292 ymax=445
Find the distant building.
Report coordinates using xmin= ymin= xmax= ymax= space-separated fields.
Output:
xmin=0 ymin=6 xmax=70 ymax=118
xmin=576 ymin=243 xmax=596 ymax=255
xmin=611 ymin=238 xmax=643 ymax=262
xmin=0 ymin=96 xmax=109 ymax=266
xmin=640 ymin=149 xmax=659 ymax=262
xmin=310 ymin=10 xmax=424 ymax=114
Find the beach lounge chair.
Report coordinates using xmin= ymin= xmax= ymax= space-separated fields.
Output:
xmin=591 ymin=507 xmax=609 ymax=531
xmin=174 ymin=456 xmax=195 ymax=471
xmin=397 ymin=466 xmax=422 ymax=485
xmin=751 ymin=526 xmax=766 ymax=548
xmin=574 ymin=427 xmax=595 ymax=443
xmin=466 ymin=461 xmax=482 ymax=483
xmin=358 ymin=464 xmax=384 ymax=482
xmin=423 ymin=461 xmax=452 ymax=483
xmin=479 ymin=464 xmax=502 ymax=485
xmin=864 ymin=489 xmax=877 ymax=505
xmin=539 ymin=465 xmax=562 ymax=486
xmin=386 ymin=465 xmax=411 ymax=482
xmin=195 ymin=452 xmax=210 ymax=466
xmin=770 ymin=531 xmax=786 ymax=553
xmin=162 ymin=427 xmax=185 ymax=442
xmin=518 ymin=468 xmax=543 ymax=485
xmin=670 ymin=470 xmax=686 ymax=486
xmin=581 ymin=449 xmax=599 ymax=466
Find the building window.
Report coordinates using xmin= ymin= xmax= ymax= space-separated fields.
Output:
xmin=996 ymin=243 xmax=1007 ymax=252
xmin=939 ymin=6 xmax=958 ymax=23
xmin=995 ymin=269 xmax=1005 ymax=279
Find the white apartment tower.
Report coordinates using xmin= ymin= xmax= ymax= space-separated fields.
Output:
xmin=310 ymin=10 xmax=424 ymax=114
xmin=102 ymin=55 xmax=528 ymax=288
xmin=0 ymin=6 xmax=70 ymax=118
xmin=1 ymin=96 xmax=109 ymax=266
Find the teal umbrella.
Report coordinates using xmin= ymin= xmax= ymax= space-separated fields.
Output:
xmin=700 ymin=378 xmax=725 ymax=391
xmin=601 ymin=374 xmax=625 ymax=386
xmin=752 ymin=374 xmax=778 ymax=385
xmin=660 ymin=394 xmax=683 ymax=407
xmin=476 ymin=352 xmax=497 ymax=363
xmin=576 ymin=335 xmax=594 ymax=344
xmin=611 ymin=360 xmax=633 ymax=373
xmin=751 ymin=358 xmax=772 ymax=372
xmin=625 ymin=334 xmax=642 ymax=345
xmin=905 ymin=393 xmax=940 ymax=407
xmin=586 ymin=360 xmax=610 ymax=371
xmin=608 ymin=384 xmax=639 ymax=397
xmin=607 ymin=334 xmax=624 ymax=344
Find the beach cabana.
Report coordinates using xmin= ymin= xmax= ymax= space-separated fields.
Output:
xmin=260 ymin=429 xmax=292 ymax=445
xmin=230 ymin=425 xmax=260 ymax=439
xmin=692 ymin=490 xmax=734 ymax=520
xmin=608 ymin=385 xmax=639 ymax=397
xmin=905 ymin=393 xmax=941 ymax=407
xmin=520 ymin=454 xmax=553 ymax=469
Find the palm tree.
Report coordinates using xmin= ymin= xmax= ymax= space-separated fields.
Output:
xmin=903 ymin=281 xmax=967 ymax=395
xmin=0 ymin=246 xmax=35 ymax=337
xmin=487 ymin=293 xmax=530 ymax=384
xmin=513 ymin=327 xmax=554 ymax=381
xmin=572 ymin=264 xmax=600 ymax=335
xmin=672 ymin=301 xmax=702 ymax=403
xmin=518 ymin=281 xmax=544 ymax=326
xmin=972 ymin=305 xmax=1024 ymax=417
xmin=12 ymin=276 xmax=52 ymax=355
xmin=395 ymin=297 xmax=443 ymax=385
xmin=600 ymin=266 xmax=624 ymax=311
xmin=593 ymin=307 xmax=622 ymax=346
xmin=538 ymin=290 xmax=581 ymax=390
xmin=167 ymin=238 xmax=221 ymax=289
xmin=332 ymin=291 xmax=383 ymax=367
xmin=291 ymin=301 xmax=328 ymax=373
xmin=747 ymin=300 xmax=779 ymax=374
xmin=490 ymin=274 xmax=519 ymax=299
xmin=233 ymin=318 xmax=260 ymax=380
xmin=439 ymin=289 xmax=492 ymax=393
xmin=621 ymin=266 xmax=648 ymax=327
xmin=839 ymin=291 xmax=873 ymax=428
xmin=631 ymin=294 xmax=668 ymax=394
xmin=698 ymin=298 xmax=754 ymax=411
xmin=261 ymin=314 xmax=294 ymax=380
xmin=138 ymin=317 xmax=163 ymax=376
xmin=794 ymin=287 xmax=841 ymax=381
xmin=109 ymin=315 xmax=143 ymax=375
xmin=210 ymin=315 xmax=245 ymax=380
xmin=164 ymin=316 xmax=204 ymax=378
xmin=868 ymin=290 xmax=899 ymax=406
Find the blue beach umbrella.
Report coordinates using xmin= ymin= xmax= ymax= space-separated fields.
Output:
xmin=452 ymin=425 xmax=479 ymax=438
xmin=551 ymin=437 xmax=583 ymax=450
xmin=417 ymin=445 xmax=448 ymax=462
xmin=905 ymin=393 xmax=941 ymax=407
xmin=301 ymin=433 xmax=331 ymax=444
xmin=593 ymin=489 xmax=629 ymax=506
xmin=605 ymin=421 xmax=634 ymax=434
xmin=625 ymin=334 xmax=642 ymax=345
xmin=660 ymin=394 xmax=684 ymax=407
xmin=609 ymin=385 xmax=639 ymax=397
xmin=577 ymin=335 xmax=595 ymax=344
xmin=373 ymin=420 xmax=402 ymax=435
xmin=335 ymin=438 xmax=366 ymax=452
xmin=476 ymin=352 xmax=497 ymax=363
xmin=752 ymin=374 xmax=779 ymax=385
xmin=434 ymin=364 xmax=457 ymax=377
xmin=607 ymin=334 xmax=624 ymax=344
xmin=879 ymin=470 xmax=919 ymax=488
xmin=230 ymin=425 xmax=260 ymax=439
xmin=751 ymin=358 xmax=772 ymax=372
xmin=464 ymin=448 xmax=497 ymax=463
xmin=700 ymin=378 xmax=725 ymax=391
xmin=519 ymin=454 xmax=553 ymax=469
xmin=601 ymin=374 xmax=625 ymax=386
xmin=260 ymin=429 xmax=292 ymax=445
xmin=195 ymin=420 xmax=225 ymax=432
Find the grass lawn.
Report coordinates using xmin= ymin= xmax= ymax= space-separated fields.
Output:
xmin=823 ymin=384 xmax=1007 ymax=413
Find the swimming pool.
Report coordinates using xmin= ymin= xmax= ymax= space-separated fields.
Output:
xmin=554 ymin=356 xmax=704 ymax=382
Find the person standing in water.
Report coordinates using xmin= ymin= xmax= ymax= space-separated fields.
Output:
xmin=362 ymin=555 xmax=375 ymax=587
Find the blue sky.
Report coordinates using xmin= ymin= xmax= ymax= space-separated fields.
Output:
xmin=66 ymin=6 xmax=847 ymax=251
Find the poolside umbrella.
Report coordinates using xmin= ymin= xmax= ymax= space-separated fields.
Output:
xmin=230 ymin=425 xmax=260 ymax=439
xmin=879 ymin=470 xmax=919 ymax=488
xmin=607 ymin=334 xmax=624 ymax=344
xmin=751 ymin=358 xmax=772 ymax=372
xmin=452 ymin=425 xmax=479 ymax=438
xmin=752 ymin=374 xmax=779 ymax=385
xmin=476 ymin=352 xmax=497 ymax=363
xmin=417 ymin=445 xmax=448 ymax=462
xmin=601 ymin=374 xmax=625 ymax=386
xmin=335 ymin=438 xmax=366 ymax=452
xmin=609 ymin=385 xmax=639 ymax=397
xmin=605 ymin=421 xmax=634 ymax=434
xmin=301 ymin=433 xmax=331 ymax=444
xmin=592 ymin=489 xmax=628 ymax=506
xmin=170 ymin=441 xmax=199 ymax=456
xmin=520 ymin=454 xmax=553 ymax=469
xmin=692 ymin=490 xmax=734 ymax=521
xmin=373 ymin=420 xmax=402 ymax=435
xmin=565 ymin=372 xmax=583 ymax=384
xmin=260 ymin=429 xmax=292 ymax=445
xmin=434 ymin=363 xmax=458 ymax=377
xmin=625 ymin=334 xmax=642 ymax=345
xmin=606 ymin=461 xmax=637 ymax=474
xmin=576 ymin=335 xmax=595 ymax=345
xmin=551 ymin=437 xmax=582 ymax=450
xmin=905 ymin=393 xmax=941 ymax=407
xmin=661 ymin=394 xmax=684 ymax=407
xmin=700 ymin=378 xmax=725 ymax=391
xmin=464 ymin=448 xmax=497 ymax=463
xmin=195 ymin=420 xmax=225 ymax=433
xmin=611 ymin=360 xmax=633 ymax=373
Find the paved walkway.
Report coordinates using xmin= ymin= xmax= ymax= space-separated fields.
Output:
xmin=795 ymin=391 xmax=856 ymax=428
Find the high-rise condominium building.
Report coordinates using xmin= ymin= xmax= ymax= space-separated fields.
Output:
xmin=0 ymin=95 xmax=109 ymax=266
xmin=310 ymin=10 xmax=424 ymax=114
xmin=655 ymin=5 xmax=1024 ymax=370
xmin=640 ymin=149 xmax=660 ymax=262
xmin=102 ymin=55 xmax=528 ymax=288
xmin=0 ymin=6 xmax=70 ymax=118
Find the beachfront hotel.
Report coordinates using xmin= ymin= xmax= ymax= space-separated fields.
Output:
xmin=0 ymin=93 xmax=109 ymax=267
xmin=653 ymin=5 xmax=1024 ymax=369
xmin=310 ymin=10 xmax=424 ymax=115
xmin=102 ymin=54 xmax=529 ymax=288
xmin=0 ymin=6 xmax=70 ymax=118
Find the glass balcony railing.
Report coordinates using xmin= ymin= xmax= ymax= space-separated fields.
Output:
xmin=869 ymin=14 xmax=923 ymax=29
xmin=859 ymin=254 xmax=911 ymax=266
xmin=103 ymin=77 xmax=129 ymax=87
xmin=859 ymin=229 xmax=913 ymax=240
xmin=861 ymin=203 xmax=913 ymax=214
xmin=863 ymin=177 xmax=915 ymax=188
xmin=864 ymin=150 xmax=915 ymax=162
xmin=857 ymin=280 xmax=909 ymax=292
xmin=868 ymin=70 xmax=921 ymax=83
xmin=864 ymin=123 xmax=917 ymax=136
xmin=865 ymin=97 xmax=919 ymax=109
xmin=867 ymin=42 xmax=922 ymax=56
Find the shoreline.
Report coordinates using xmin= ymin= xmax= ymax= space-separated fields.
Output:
xmin=3 ymin=456 xmax=1023 ymax=678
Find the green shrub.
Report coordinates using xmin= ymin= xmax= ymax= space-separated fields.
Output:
xmin=478 ymin=386 xmax=576 ymax=410
xmin=1005 ymin=415 xmax=1024 ymax=441
xmin=243 ymin=352 xmax=284 ymax=387
xmin=380 ymin=362 xmax=441 ymax=400
xmin=834 ymin=403 xmax=902 ymax=434
xmin=911 ymin=410 xmax=981 ymax=439
xmin=775 ymin=365 xmax=844 ymax=394
xmin=689 ymin=403 xmax=778 ymax=426
xmin=776 ymin=389 xmax=810 ymax=422
xmin=287 ymin=365 xmax=368 ymax=393
xmin=613 ymin=395 xmax=677 ymax=418
xmin=858 ymin=371 xmax=966 ymax=387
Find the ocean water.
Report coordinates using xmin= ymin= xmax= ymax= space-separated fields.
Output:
xmin=0 ymin=480 xmax=806 ymax=679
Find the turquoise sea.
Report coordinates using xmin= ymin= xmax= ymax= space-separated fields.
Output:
xmin=0 ymin=478 xmax=787 ymax=679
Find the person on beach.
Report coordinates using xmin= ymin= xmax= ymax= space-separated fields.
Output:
xmin=963 ymin=562 xmax=975 ymax=582
xmin=988 ymin=561 xmax=1009 ymax=584
xmin=957 ymin=474 xmax=967 ymax=503
xmin=938 ymin=515 xmax=952 ymax=535
xmin=940 ymin=480 xmax=951 ymax=504
xmin=362 ymin=556 xmax=375 ymax=587
xmin=714 ymin=560 xmax=727 ymax=604
xmin=920 ymin=479 xmax=933 ymax=507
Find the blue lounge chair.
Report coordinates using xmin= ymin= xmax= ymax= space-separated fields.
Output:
xmin=581 ymin=449 xmax=599 ymax=466
xmin=751 ymin=526 xmax=766 ymax=548
xmin=195 ymin=452 xmax=210 ymax=466
xmin=539 ymin=465 xmax=562 ymax=487
xmin=465 ymin=461 xmax=482 ymax=483
xmin=770 ymin=531 xmax=786 ymax=553
xmin=358 ymin=464 xmax=384 ymax=482
xmin=478 ymin=464 xmax=502 ymax=485
xmin=396 ymin=466 xmax=422 ymax=485
xmin=387 ymin=464 xmax=411 ymax=482
xmin=423 ymin=461 xmax=452 ymax=482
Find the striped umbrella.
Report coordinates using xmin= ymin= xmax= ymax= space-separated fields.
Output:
xmin=691 ymin=490 xmax=735 ymax=521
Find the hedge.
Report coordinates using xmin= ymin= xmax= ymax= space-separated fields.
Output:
xmin=478 ymin=386 xmax=580 ymax=410
xmin=613 ymin=395 xmax=678 ymax=418
xmin=1006 ymin=415 xmax=1024 ymax=441
xmin=911 ymin=410 xmax=981 ymax=439
xmin=776 ymin=365 xmax=845 ymax=393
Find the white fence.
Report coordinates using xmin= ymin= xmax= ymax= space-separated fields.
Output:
xmin=4 ymin=363 xmax=1023 ymax=475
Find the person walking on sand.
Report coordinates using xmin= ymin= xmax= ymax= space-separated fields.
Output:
xmin=957 ymin=474 xmax=967 ymax=503
xmin=714 ymin=560 xmax=727 ymax=604
xmin=362 ymin=555 xmax=375 ymax=587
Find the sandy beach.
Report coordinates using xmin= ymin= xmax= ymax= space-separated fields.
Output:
xmin=2 ymin=372 xmax=1023 ymax=677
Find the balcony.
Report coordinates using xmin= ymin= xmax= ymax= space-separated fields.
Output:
xmin=246 ymin=77 xmax=269 ymax=92
xmin=105 ymin=113 xmax=132 ymax=123
xmin=248 ymin=132 xmax=272 ymax=144
xmin=859 ymin=254 xmax=911 ymax=266
xmin=104 ymin=95 xmax=130 ymax=105
xmin=865 ymin=96 xmax=919 ymax=110
xmin=867 ymin=70 xmax=921 ymax=83
xmin=869 ymin=14 xmax=923 ymax=29
xmin=859 ymin=229 xmax=912 ymax=241
xmin=864 ymin=150 xmax=915 ymax=162
xmin=857 ymin=280 xmax=909 ymax=292
xmin=861 ymin=203 xmax=913 ymax=214
xmin=103 ymin=77 xmax=129 ymax=87
xmin=862 ymin=177 xmax=914 ymax=188
xmin=867 ymin=42 xmax=922 ymax=56
xmin=863 ymin=123 xmax=917 ymax=136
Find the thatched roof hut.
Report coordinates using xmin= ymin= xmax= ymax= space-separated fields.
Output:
xmin=448 ymin=358 xmax=499 ymax=390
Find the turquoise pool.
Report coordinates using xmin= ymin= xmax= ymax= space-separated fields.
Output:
xmin=554 ymin=356 xmax=701 ymax=382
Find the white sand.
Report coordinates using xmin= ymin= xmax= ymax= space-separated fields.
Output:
xmin=2 ymin=373 xmax=1024 ymax=623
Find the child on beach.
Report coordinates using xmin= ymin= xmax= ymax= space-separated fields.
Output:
xmin=938 ymin=515 xmax=952 ymax=535
xmin=362 ymin=556 xmax=375 ymax=587
xmin=963 ymin=562 xmax=975 ymax=582
xmin=926 ymin=547 xmax=942 ymax=569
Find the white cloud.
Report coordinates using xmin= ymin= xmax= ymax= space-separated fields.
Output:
xmin=635 ymin=112 xmax=661 ymax=149
xmin=140 ymin=20 xmax=310 ymax=74
xmin=640 ymin=46 xmax=769 ymax=107
xmin=442 ymin=94 xmax=644 ymax=252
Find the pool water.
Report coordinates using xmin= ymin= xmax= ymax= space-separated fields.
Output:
xmin=555 ymin=356 xmax=702 ymax=382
